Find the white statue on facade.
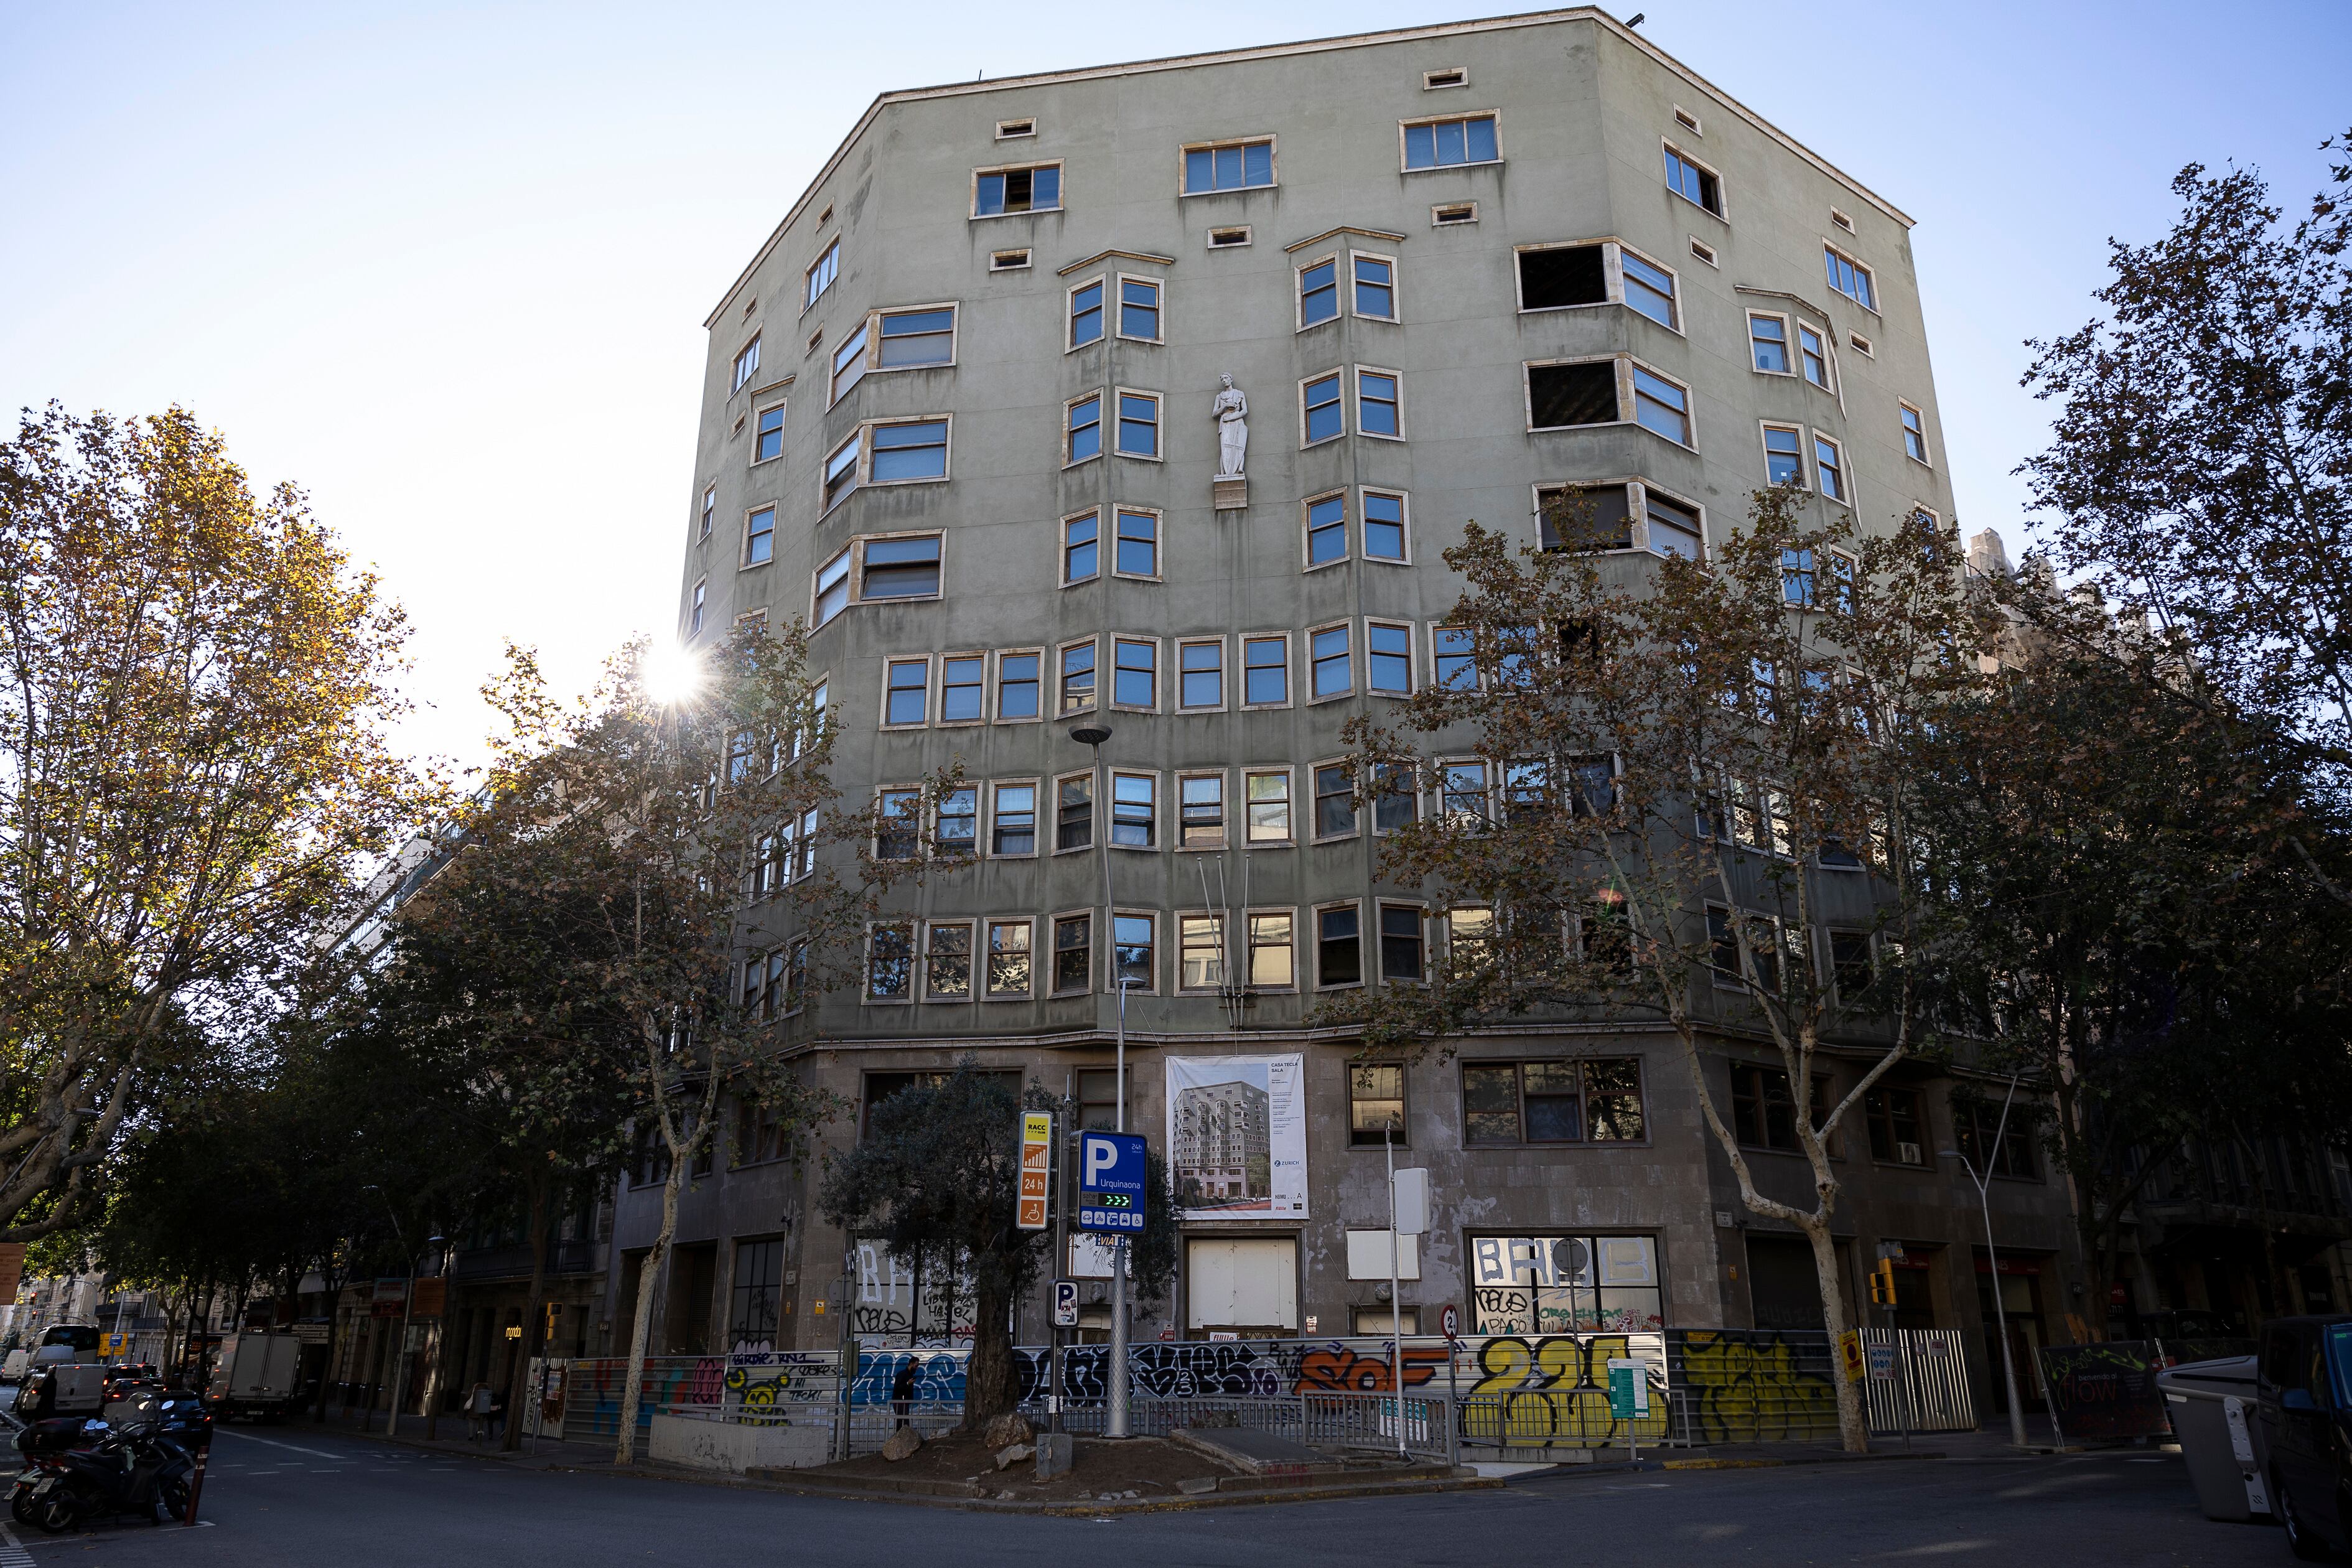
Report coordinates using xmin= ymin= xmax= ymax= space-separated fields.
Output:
xmin=1212 ymin=375 xmax=1248 ymax=477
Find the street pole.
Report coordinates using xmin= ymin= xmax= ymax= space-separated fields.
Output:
xmin=1943 ymin=1074 xmax=2028 ymax=1449
xmin=362 ymin=1185 xmax=417 ymax=1439
xmin=1071 ymin=719 xmax=1132 ymax=1441
xmin=1385 ymin=1126 xmax=1406 ymax=1461
xmin=1052 ymin=1071 xmax=1070 ymax=1439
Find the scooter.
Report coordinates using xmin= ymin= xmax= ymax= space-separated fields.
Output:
xmin=10 ymin=1419 xmax=193 ymax=1533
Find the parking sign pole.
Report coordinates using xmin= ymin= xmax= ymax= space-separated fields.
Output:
xmin=1108 ymin=977 xmax=1131 ymax=1440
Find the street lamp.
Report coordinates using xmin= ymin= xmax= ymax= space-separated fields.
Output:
xmin=1068 ymin=719 xmax=1136 ymax=1440
xmin=1940 ymin=1073 xmax=2027 ymax=1449
xmin=362 ymin=1185 xmax=439 ymax=1440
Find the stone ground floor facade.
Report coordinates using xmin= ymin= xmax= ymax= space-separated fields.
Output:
xmin=600 ymin=1025 xmax=2082 ymax=1415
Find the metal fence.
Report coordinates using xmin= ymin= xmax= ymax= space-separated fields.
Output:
xmin=1860 ymin=1328 xmax=1977 ymax=1435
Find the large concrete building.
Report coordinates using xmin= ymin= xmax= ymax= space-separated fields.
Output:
xmin=616 ymin=8 xmax=2084 ymax=1411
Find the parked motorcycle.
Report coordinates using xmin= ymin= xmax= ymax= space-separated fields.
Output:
xmin=9 ymin=1419 xmax=193 ymax=1533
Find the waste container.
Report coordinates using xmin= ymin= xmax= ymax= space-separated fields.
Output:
xmin=2157 ymin=1355 xmax=2270 ymax=1522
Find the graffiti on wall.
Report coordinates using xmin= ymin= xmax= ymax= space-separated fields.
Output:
xmin=1457 ymin=1333 xmax=1669 ymax=1446
xmin=1670 ymin=1330 xmax=1838 ymax=1444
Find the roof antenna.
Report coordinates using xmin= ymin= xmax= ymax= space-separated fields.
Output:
xmin=1626 ymin=12 xmax=1645 ymax=24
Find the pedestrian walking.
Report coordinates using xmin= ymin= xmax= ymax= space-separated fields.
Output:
xmin=465 ymin=1382 xmax=492 ymax=1442
xmin=487 ymin=1386 xmax=506 ymax=1442
xmin=890 ymin=1357 xmax=917 ymax=1431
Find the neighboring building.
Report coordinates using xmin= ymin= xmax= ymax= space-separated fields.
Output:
xmin=618 ymin=7 xmax=2079 ymax=1407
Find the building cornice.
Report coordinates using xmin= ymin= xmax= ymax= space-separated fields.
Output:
xmin=1056 ymin=248 xmax=1179 ymax=277
xmin=704 ymin=7 xmax=1916 ymax=328
xmin=1283 ymin=225 xmax=1409 ymax=253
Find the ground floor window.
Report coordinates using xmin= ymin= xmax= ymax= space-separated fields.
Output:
xmin=1467 ymin=1233 xmax=1662 ymax=1332
xmin=1185 ymin=1235 xmax=1298 ymax=1333
xmin=729 ymin=1238 xmax=784 ymax=1351
xmin=852 ymin=1239 xmax=974 ymax=1348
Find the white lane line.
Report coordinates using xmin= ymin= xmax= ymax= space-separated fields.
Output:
xmin=213 ymin=1428 xmax=342 ymax=1459
xmin=0 ymin=1521 xmax=33 ymax=1568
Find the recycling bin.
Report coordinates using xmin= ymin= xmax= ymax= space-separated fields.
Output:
xmin=2157 ymin=1355 xmax=2269 ymax=1522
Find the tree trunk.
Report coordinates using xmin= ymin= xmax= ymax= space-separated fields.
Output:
xmin=614 ymin=1157 xmax=683 ymax=1465
xmin=1806 ymin=1219 xmax=1870 ymax=1454
xmin=964 ymin=1274 xmax=1017 ymax=1427
xmin=502 ymin=1172 xmax=553 ymax=1453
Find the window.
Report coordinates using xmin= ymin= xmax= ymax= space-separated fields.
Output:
xmin=1354 ymin=254 xmax=1396 ymax=319
xmin=871 ymin=419 xmax=948 ymax=483
xmin=1731 ymin=1065 xmax=1833 ymax=1153
xmin=883 ymin=660 xmax=928 ymax=727
xmin=823 ymin=431 xmax=861 ymax=509
xmin=1207 ymin=226 xmax=1251 ymax=248
xmin=1075 ymin=1068 xmax=1121 ymax=1130
xmin=1309 ymin=624 xmax=1351 ymax=699
xmin=1379 ymin=905 xmax=1426 ymax=984
xmin=1356 ymin=369 xmax=1401 ymax=437
xmin=1179 ymin=640 xmax=1223 ymax=709
xmin=1404 ymin=114 xmax=1498 ymax=169
xmin=732 ymin=335 xmax=761 ymax=393
xmin=1433 ymin=202 xmax=1477 ymax=226
xmin=997 ymin=651 xmax=1040 ymax=721
xmin=1317 ymin=905 xmax=1363 ymax=987
xmin=1367 ymin=622 xmax=1412 ymax=695
xmin=975 ymin=163 xmax=1060 ymax=216
xmin=1865 ymin=1087 xmax=1928 ymax=1167
xmin=938 ymin=655 xmax=984 ymax=724
xmin=806 ymin=240 xmax=839 ymax=308
xmin=1363 ymin=491 xmax=1407 ymax=561
xmin=861 ymin=534 xmax=941 ymax=599
xmin=737 ymin=1088 xmax=791 ymax=1164
xmin=1299 ymin=258 xmax=1338 ymax=327
xmin=1433 ymin=627 xmax=1477 ymax=690
xmin=1763 ymin=424 xmax=1806 ymax=488
xmin=986 ymin=920 xmax=1034 ymax=999
xmin=1062 ymin=511 xmax=1099 ymax=582
xmin=990 ymin=248 xmax=1031 ymax=271
xmin=831 ymin=322 xmax=872 ymax=403
xmin=1179 ymin=913 xmax=1227 ymax=991
xmin=1355 ymin=1062 xmax=1401 ymax=1147
xmin=1442 ymin=761 xmax=1491 ymax=826
xmin=879 ymin=306 xmax=956 ymax=368
xmin=1825 ymin=244 xmax=1875 ymax=309
xmin=1709 ymin=907 xmax=1783 ymax=992
xmin=996 ymin=118 xmax=1035 ymax=139
xmin=699 ymin=485 xmax=714 ymax=541
xmin=1313 ymin=762 xmax=1356 ymax=838
xmin=1518 ymin=243 xmax=1606 ymax=310
xmin=1180 ymin=773 xmax=1226 ymax=849
xmin=1240 ymin=768 xmax=1294 ymax=843
xmin=1527 ymin=360 xmax=1617 ymax=428
xmin=1954 ymin=1098 xmax=2037 ymax=1179
xmin=1748 ymin=312 xmax=1791 ymax=374
xmin=935 ymin=785 xmax=979 ymax=856
xmin=1782 ymin=546 xmax=1818 ymax=607
xmin=754 ymin=403 xmax=786 ymax=462
xmin=1184 ymin=139 xmax=1274 ymax=193
xmin=1850 ymin=332 xmax=1874 ymax=357
xmin=1689 ymin=237 xmax=1717 ymax=266
xmin=1058 ymin=640 xmax=1096 ymax=715
xmin=1813 ymin=433 xmax=1847 ymax=503
xmin=1055 ymin=773 xmax=1093 ymax=851
xmin=1112 ymin=912 xmax=1155 ymax=991
xmin=1116 ymin=392 xmax=1161 ymax=459
xmin=730 ymin=1238 xmax=783 ymax=1343
xmin=1111 ymin=772 xmax=1155 ymax=847
xmin=1633 ymin=366 xmax=1691 ymax=445
xmin=1900 ymin=403 xmax=1930 ymax=465
xmin=813 ymin=551 xmax=849 ymax=625
xmin=1114 ymin=508 xmax=1159 ymax=576
xmin=1113 ymin=638 xmax=1157 ymax=709
xmin=924 ymin=921 xmax=973 ymax=1000
xmin=1664 ymin=144 xmax=1722 ymax=216
xmin=1370 ymin=763 xmax=1417 ymax=833
xmin=1539 ymin=482 xmax=1633 ymax=552
xmin=1118 ymin=278 xmax=1162 ymax=342
xmin=1053 ymin=915 xmax=1092 ymax=994
xmin=1645 ymin=490 xmax=1711 ymax=559
xmin=1831 ymin=207 xmax=1854 ymax=233
xmin=1303 ymin=372 xmax=1343 ymax=442
xmin=992 ymin=782 xmax=1037 ymax=856
xmin=1069 ymin=279 xmax=1104 ymax=348
xmin=743 ymin=506 xmax=775 ymax=567
xmin=1248 ymin=911 xmax=1295 ymax=987
xmin=1424 ymin=67 xmax=1467 ymax=89
xmin=1620 ymin=248 xmax=1678 ymax=329
xmin=866 ymin=923 xmax=913 ymax=1000
xmin=1305 ymin=493 xmax=1347 ymax=567
xmin=1463 ymin=1059 xmax=1646 ymax=1145
xmin=1242 ymin=635 xmax=1289 ymax=706
xmin=1797 ymin=323 xmax=1831 ymax=390
xmin=1066 ymin=393 xmax=1102 ymax=464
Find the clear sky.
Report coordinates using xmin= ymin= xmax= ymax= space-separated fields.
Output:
xmin=4 ymin=1 xmax=2345 ymax=770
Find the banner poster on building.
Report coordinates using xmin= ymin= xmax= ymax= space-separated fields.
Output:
xmin=1167 ymin=1053 xmax=1307 ymax=1220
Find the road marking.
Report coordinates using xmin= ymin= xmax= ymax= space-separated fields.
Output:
xmin=0 ymin=1521 xmax=32 ymax=1568
xmin=215 ymin=1429 xmax=341 ymax=1459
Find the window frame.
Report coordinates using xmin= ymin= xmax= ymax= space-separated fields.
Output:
xmin=1824 ymin=241 xmax=1878 ymax=312
xmin=879 ymin=656 xmax=931 ymax=730
xmin=1864 ymin=1083 xmax=1931 ymax=1168
xmin=1057 ymin=636 xmax=1099 ymax=718
xmin=1399 ymin=110 xmax=1502 ymax=172
xmin=842 ymin=301 xmax=963 ymax=394
xmin=730 ymin=334 xmax=762 ymax=394
xmin=1361 ymin=487 xmax=1411 ymax=564
xmin=751 ymin=400 xmax=787 ymax=464
xmin=1179 ymin=136 xmax=1278 ymax=195
xmin=1113 ymin=388 xmax=1164 ymax=462
xmin=1064 ymin=391 xmax=1104 ymax=467
xmin=987 ymin=777 xmax=1042 ymax=859
xmin=1297 ymin=254 xmax=1341 ymax=332
xmin=1302 ymin=489 xmax=1349 ymax=572
xmin=1060 ymin=507 xmax=1101 ymax=586
xmin=1365 ymin=618 xmax=1416 ymax=698
xmin=1900 ymin=401 xmax=1931 ymax=467
xmin=1430 ymin=623 xmax=1478 ymax=691
xmin=1115 ymin=273 xmax=1165 ymax=344
xmin=1631 ymin=360 xmax=1694 ymax=448
xmin=994 ymin=648 xmax=1043 ymax=726
xmin=1662 ymin=141 xmax=1725 ymax=220
xmin=1243 ymin=766 xmax=1295 ymax=846
xmin=1514 ymin=240 xmax=1610 ymax=314
xmin=1052 ymin=769 xmax=1095 ymax=854
xmin=1314 ymin=898 xmax=1368 ymax=991
xmin=1617 ymin=242 xmax=1682 ymax=334
xmin=1350 ymin=249 xmax=1400 ymax=322
xmin=810 ymin=531 xmax=946 ymax=627
xmin=741 ymin=505 xmax=777 ymax=569
xmin=921 ymin=918 xmax=976 ymax=1003
xmin=1523 ymin=353 xmax=1625 ymax=432
xmin=1432 ymin=201 xmax=1478 ymax=226
xmin=1311 ymin=758 xmax=1360 ymax=842
xmin=1111 ymin=506 xmax=1162 ymax=580
xmin=698 ymin=484 xmax=715 ymax=541
xmin=863 ymin=919 xmax=915 ymax=1004
xmin=1245 ymin=906 xmax=1298 ymax=991
xmin=1176 ymin=769 xmax=1229 ymax=852
xmin=1760 ymin=422 xmax=1809 ymax=490
xmin=1300 ymin=368 xmax=1346 ymax=447
xmin=1108 ymin=769 xmax=1159 ymax=850
xmin=1177 ymin=636 xmax=1227 ymax=713
xmin=1377 ymin=902 xmax=1428 ymax=986
xmin=1307 ymin=621 xmax=1354 ymax=703
xmin=1812 ymin=431 xmax=1850 ymax=505
xmin=1796 ymin=320 xmax=1834 ymax=393
xmin=1175 ymin=908 xmax=1230 ymax=994
xmin=1460 ymin=1057 xmax=1650 ymax=1148
xmin=984 ymin=916 xmax=1037 ymax=1000
xmin=803 ymin=238 xmax=839 ymax=312
xmin=1355 ymin=365 xmax=1404 ymax=441
xmin=1050 ymin=910 xmax=1094 ymax=996
xmin=971 ymin=160 xmax=1064 ymax=220
xmin=1746 ymin=310 xmax=1794 ymax=376
xmin=1066 ymin=276 xmax=1106 ymax=351
xmin=819 ymin=416 xmax=954 ymax=509
xmin=1110 ymin=635 xmax=1161 ymax=714
xmin=688 ymin=579 xmax=706 ymax=638
xmin=935 ymin=650 xmax=989 ymax=728
xmin=1240 ymin=632 xmax=1293 ymax=710
xmin=1108 ymin=908 xmax=1159 ymax=994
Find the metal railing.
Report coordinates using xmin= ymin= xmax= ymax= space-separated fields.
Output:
xmin=1861 ymin=1327 xmax=1977 ymax=1435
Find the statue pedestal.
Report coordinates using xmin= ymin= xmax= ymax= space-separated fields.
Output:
xmin=1213 ymin=475 xmax=1248 ymax=512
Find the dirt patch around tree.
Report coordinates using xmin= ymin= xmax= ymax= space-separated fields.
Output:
xmin=811 ymin=1429 xmax=1229 ymax=1504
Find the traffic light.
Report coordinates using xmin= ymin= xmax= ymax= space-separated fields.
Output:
xmin=544 ymin=1302 xmax=562 ymax=1340
xmin=1869 ymin=1258 xmax=1898 ymax=1306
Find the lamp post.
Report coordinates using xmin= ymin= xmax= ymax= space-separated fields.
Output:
xmin=1068 ymin=719 xmax=1134 ymax=1440
xmin=1941 ymin=1073 xmax=2028 ymax=1449
xmin=362 ymin=1187 xmax=439 ymax=1439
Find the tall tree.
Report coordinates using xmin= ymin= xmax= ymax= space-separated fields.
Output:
xmin=1332 ymin=492 xmax=1986 ymax=1452
xmin=0 ymin=404 xmax=418 ymax=1238
xmin=818 ymin=1058 xmax=1180 ymax=1425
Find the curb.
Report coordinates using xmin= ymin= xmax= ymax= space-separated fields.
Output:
xmin=735 ymin=1470 xmax=1505 ymax=1514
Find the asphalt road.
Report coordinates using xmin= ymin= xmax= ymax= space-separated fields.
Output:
xmin=0 ymin=1426 xmax=2289 ymax=1568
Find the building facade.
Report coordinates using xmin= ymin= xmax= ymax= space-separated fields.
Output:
xmin=618 ymin=9 xmax=2080 ymax=1407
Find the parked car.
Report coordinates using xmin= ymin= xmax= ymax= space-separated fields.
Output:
xmin=2256 ymin=1315 xmax=2352 ymax=1558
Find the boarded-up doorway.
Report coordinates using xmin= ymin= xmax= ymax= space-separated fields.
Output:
xmin=1186 ymin=1236 xmax=1297 ymax=1335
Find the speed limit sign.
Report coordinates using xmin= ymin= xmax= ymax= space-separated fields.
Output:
xmin=1439 ymin=1304 xmax=1460 ymax=1340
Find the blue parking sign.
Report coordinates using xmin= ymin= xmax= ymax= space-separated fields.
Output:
xmin=1077 ymin=1131 xmax=1147 ymax=1233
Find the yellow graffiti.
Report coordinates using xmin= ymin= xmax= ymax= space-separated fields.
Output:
xmin=1676 ymin=1331 xmax=1837 ymax=1444
xmin=1459 ymin=1333 xmax=1669 ymax=1449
